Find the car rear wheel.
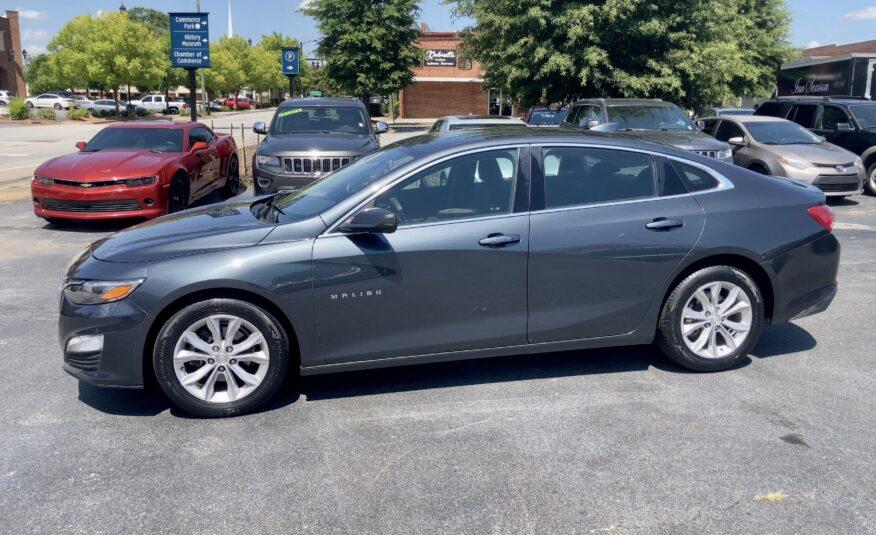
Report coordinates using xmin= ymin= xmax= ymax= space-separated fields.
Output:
xmin=54 ymin=103 xmax=62 ymax=110
xmin=222 ymin=155 xmax=242 ymax=197
xmin=748 ymin=164 xmax=768 ymax=175
xmin=26 ymin=101 xmax=33 ymax=108
xmin=656 ymin=266 xmax=764 ymax=372
xmin=153 ymin=299 xmax=290 ymax=417
xmin=168 ymin=107 xmax=179 ymax=115
xmin=866 ymin=163 xmax=876 ymax=196
xmin=167 ymin=176 xmax=189 ymax=213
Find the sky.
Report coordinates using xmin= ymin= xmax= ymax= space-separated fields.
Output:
xmin=8 ymin=0 xmax=876 ymax=59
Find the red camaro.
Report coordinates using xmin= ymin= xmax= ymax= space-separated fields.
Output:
xmin=31 ymin=122 xmax=240 ymax=223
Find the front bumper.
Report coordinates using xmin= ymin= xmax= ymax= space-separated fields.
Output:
xmin=32 ymin=181 xmax=168 ymax=220
xmin=59 ymin=295 xmax=151 ymax=387
xmin=766 ymin=232 xmax=840 ymax=325
xmin=780 ymin=166 xmax=865 ymax=197
xmin=252 ymin=163 xmax=319 ymax=195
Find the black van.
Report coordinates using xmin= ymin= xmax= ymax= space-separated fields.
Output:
xmin=754 ymin=96 xmax=876 ymax=194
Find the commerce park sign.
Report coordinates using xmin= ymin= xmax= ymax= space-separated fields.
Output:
xmin=168 ymin=12 xmax=210 ymax=121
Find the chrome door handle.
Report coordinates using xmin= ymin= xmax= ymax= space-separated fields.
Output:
xmin=479 ymin=234 xmax=521 ymax=247
xmin=646 ymin=218 xmax=684 ymax=231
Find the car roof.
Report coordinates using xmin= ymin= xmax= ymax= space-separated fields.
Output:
xmin=704 ymin=115 xmax=789 ymax=123
xmin=441 ymin=115 xmax=525 ymax=124
xmin=278 ymin=97 xmax=364 ymax=108
xmin=105 ymin=120 xmax=195 ymax=130
xmin=571 ymin=98 xmax=671 ymax=107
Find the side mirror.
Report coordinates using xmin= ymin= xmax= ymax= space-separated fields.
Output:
xmin=338 ymin=207 xmax=398 ymax=234
xmin=374 ymin=121 xmax=389 ymax=134
xmin=253 ymin=121 xmax=267 ymax=135
xmin=585 ymin=119 xmax=600 ymax=129
xmin=695 ymin=119 xmax=706 ymax=130
xmin=75 ymin=141 xmax=87 ymax=150
xmin=190 ymin=141 xmax=209 ymax=153
xmin=835 ymin=122 xmax=853 ymax=133
xmin=727 ymin=136 xmax=747 ymax=147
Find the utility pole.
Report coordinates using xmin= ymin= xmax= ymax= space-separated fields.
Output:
xmin=196 ymin=0 xmax=208 ymax=115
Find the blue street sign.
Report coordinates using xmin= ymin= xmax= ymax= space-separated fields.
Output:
xmin=169 ymin=12 xmax=210 ymax=68
xmin=281 ymin=47 xmax=300 ymax=75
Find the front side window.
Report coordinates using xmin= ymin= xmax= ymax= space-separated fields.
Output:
xmin=849 ymin=105 xmax=876 ymax=129
xmin=189 ymin=127 xmax=213 ymax=146
xmin=819 ymin=106 xmax=850 ymax=131
xmin=142 ymin=96 xmax=152 ymax=103
xmin=714 ymin=120 xmax=744 ymax=141
xmin=543 ymin=147 xmax=657 ymax=208
xmin=271 ymin=106 xmax=369 ymax=135
xmin=371 ymin=149 xmax=518 ymax=226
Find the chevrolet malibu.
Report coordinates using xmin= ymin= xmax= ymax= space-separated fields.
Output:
xmin=60 ymin=129 xmax=840 ymax=417
xmin=32 ymin=122 xmax=240 ymax=224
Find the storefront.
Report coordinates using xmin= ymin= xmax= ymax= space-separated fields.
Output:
xmin=399 ymin=26 xmax=488 ymax=119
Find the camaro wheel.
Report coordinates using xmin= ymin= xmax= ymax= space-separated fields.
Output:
xmin=656 ymin=266 xmax=764 ymax=372
xmin=222 ymin=155 xmax=242 ymax=197
xmin=167 ymin=176 xmax=189 ymax=213
xmin=153 ymin=299 xmax=290 ymax=417
xmin=866 ymin=164 xmax=876 ymax=196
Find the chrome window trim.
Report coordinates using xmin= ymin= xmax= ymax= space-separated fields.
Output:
xmin=321 ymin=144 xmax=526 ymax=236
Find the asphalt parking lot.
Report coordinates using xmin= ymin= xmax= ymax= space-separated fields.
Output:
xmin=1 ymin=190 xmax=875 ymax=533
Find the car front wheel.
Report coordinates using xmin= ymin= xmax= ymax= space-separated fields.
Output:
xmin=866 ymin=164 xmax=876 ymax=196
xmin=167 ymin=176 xmax=189 ymax=213
xmin=153 ymin=299 xmax=290 ymax=417
xmin=656 ymin=266 xmax=764 ymax=372
xmin=222 ymin=155 xmax=242 ymax=197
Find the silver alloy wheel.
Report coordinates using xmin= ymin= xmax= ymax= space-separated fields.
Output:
xmin=172 ymin=314 xmax=270 ymax=404
xmin=869 ymin=167 xmax=876 ymax=192
xmin=681 ymin=281 xmax=753 ymax=359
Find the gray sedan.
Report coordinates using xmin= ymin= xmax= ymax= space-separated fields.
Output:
xmin=700 ymin=115 xmax=864 ymax=197
xmin=59 ymin=129 xmax=839 ymax=417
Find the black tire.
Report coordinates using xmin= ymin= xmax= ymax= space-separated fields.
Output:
xmin=54 ymin=103 xmax=62 ymax=110
xmin=168 ymin=107 xmax=179 ymax=115
xmin=866 ymin=163 xmax=876 ymax=196
xmin=167 ymin=175 xmax=189 ymax=213
xmin=222 ymin=155 xmax=242 ymax=197
xmin=153 ymin=299 xmax=290 ymax=417
xmin=26 ymin=101 xmax=34 ymax=108
xmin=656 ymin=266 xmax=765 ymax=372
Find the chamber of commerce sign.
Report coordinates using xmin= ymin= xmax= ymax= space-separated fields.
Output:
xmin=425 ymin=49 xmax=457 ymax=67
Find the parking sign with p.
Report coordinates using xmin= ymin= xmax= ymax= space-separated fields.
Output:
xmin=281 ymin=47 xmax=300 ymax=75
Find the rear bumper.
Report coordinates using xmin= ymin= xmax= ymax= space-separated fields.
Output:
xmin=766 ymin=232 xmax=840 ymax=324
xmin=32 ymin=181 xmax=167 ymax=220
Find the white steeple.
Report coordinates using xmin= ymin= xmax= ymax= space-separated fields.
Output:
xmin=227 ymin=0 xmax=233 ymax=37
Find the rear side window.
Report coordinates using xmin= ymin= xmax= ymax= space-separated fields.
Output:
xmin=790 ymin=105 xmax=818 ymax=128
xmin=754 ymin=101 xmax=787 ymax=117
xmin=671 ymin=161 xmax=720 ymax=192
xmin=543 ymin=147 xmax=657 ymax=208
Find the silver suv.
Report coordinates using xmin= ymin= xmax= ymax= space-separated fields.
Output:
xmin=252 ymin=98 xmax=388 ymax=195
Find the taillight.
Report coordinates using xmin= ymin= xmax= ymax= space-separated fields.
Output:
xmin=807 ymin=204 xmax=834 ymax=232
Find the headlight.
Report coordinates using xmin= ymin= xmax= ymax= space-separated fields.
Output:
xmin=777 ymin=156 xmax=810 ymax=170
xmin=854 ymin=157 xmax=864 ymax=168
xmin=257 ymin=155 xmax=281 ymax=168
xmin=124 ymin=176 xmax=157 ymax=186
xmin=34 ymin=175 xmax=54 ymax=185
xmin=63 ymin=278 xmax=145 ymax=305
xmin=717 ymin=148 xmax=733 ymax=160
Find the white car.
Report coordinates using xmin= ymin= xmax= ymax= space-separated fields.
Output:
xmin=0 ymin=90 xmax=15 ymax=106
xmin=129 ymin=94 xmax=182 ymax=115
xmin=25 ymin=93 xmax=74 ymax=110
xmin=70 ymin=95 xmax=94 ymax=108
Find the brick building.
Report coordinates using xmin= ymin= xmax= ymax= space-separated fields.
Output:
xmin=399 ymin=25 xmax=488 ymax=119
xmin=803 ymin=40 xmax=876 ymax=58
xmin=0 ymin=10 xmax=26 ymax=97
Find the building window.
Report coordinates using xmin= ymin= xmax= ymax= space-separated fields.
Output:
xmin=458 ymin=50 xmax=472 ymax=70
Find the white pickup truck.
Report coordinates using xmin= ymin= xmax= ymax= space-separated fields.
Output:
xmin=128 ymin=95 xmax=184 ymax=115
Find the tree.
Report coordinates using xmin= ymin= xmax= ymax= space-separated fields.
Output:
xmin=24 ymin=54 xmax=56 ymax=95
xmin=302 ymin=0 xmax=422 ymax=102
xmin=258 ymin=32 xmax=313 ymax=100
xmin=127 ymin=7 xmax=187 ymax=98
xmin=204 ymin=36 xmax=251 ymax=108
xmin=450 ymin=0 xmax=794 ymax=112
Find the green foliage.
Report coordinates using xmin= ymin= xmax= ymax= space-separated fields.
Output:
xmin=67 ymin=107 xmax=88 ymax=120
xmin=451 ymin=0 xmax=794 ymax=111
xmin=7 ymin=97 xmax=30 ymax=120
xmin=38 ymin=108 xmax=57 ymax=120
xmin=24 ymin=54 xmax=56 ymax=95
xmin=303 ymin=0 xmax=422 ymax=98
xmin=127 ymin=7 xmax=187 ymax=95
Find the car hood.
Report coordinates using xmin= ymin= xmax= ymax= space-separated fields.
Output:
xmin=620 ymin=129 xmax=729 ymax=151
xmin=764 ymin=142 xmax=858 ymax=165
xmin=258 ymin=132 xmax=376 ymax=156
xmin=36 ymin=149 xmax=178 ymax=180
xmin=90 ymin=199 xmax=274 ymax=263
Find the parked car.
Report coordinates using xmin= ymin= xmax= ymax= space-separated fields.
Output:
xmin=700 ymin=115 xmax=864 ymax=197
xmin=25 ymin=93 xmax=74 ymax=110
xmin=563 ymin=98 xmax=733 ymax=163
xmin=251 ymin=97 xmax=388 ymax=195
xmin=31 ymin=121 xmax=240 ymax=224
xmin=70 ymin=95 xmax=94 ymax=108
xmin=225 ymin=97 xmax=253 ymax=109
xmin=210 ymin=100 xmax=225 ymax=111
xmin=523 ymin=106 xmax=568 ymax=127
xmin=707 ymin=107 xmax=755 ymax=117
xmin=59 ymin=129 xmax=840 ymax=417
xmin=429 ymin=115 xmax=527 ymax=132
xmin=0 ymin=89 xmax=15 ymax=106
xmin=754 ymin=96 xmax=876 ymax=194
xmin=129 ymin=94 xmax=184 ymax=115
xmin=84 ymin=99 xmax=130 ymax=115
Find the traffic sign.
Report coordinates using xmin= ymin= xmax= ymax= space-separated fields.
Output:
xmin=281 ymin=47 xmax=300 ymax=75
xmin=169 ymin=13 xmax=210 ymax=68
xmin=309 ymin=90 xmax=323 ymax=97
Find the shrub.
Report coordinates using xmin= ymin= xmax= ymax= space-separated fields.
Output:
xmin=37 ymin=108 xmax=56 ymax=120
xmin=7 ymin=97 xmax=29 ymax=120
xmin=67 ymin=107 xmax=87 ymax=120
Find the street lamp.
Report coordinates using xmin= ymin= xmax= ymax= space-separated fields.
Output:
xmin=119 ymin=3 xmax=127 ymax=12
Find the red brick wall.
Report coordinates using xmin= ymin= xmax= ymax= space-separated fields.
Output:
xmin=400 ymin=82 xmax=488 ymax=119
xmin=803 ymin=40 xmax=876 ymax=57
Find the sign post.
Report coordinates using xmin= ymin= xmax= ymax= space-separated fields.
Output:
xmin=169 ymin=12 xmax=211 ymax=121
xmin=281 ymin=47 xmax=300 ymax=99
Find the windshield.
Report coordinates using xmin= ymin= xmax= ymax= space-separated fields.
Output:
xmin=746 ymin=121 xmax=822 ymax=144
xmin=608 ymin=105 xmax=695 ymax=131
xmin=271 ymin=106 xmax=370 ymax=135
xmin=528 ymin=109 xmax=567 ymax=124
xmin=261 ymin=144 xmax=419 ymax=223
xmin=83 ymin=128 xmax=184 ymax=152
xmin=850 ymin=105 xmax=876 ymax=129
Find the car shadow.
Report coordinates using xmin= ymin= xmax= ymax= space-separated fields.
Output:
xmin=827 ymin=197 xmax=859 ymax=207
xmin=77 ymin=323 xmax=817 ymax=416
